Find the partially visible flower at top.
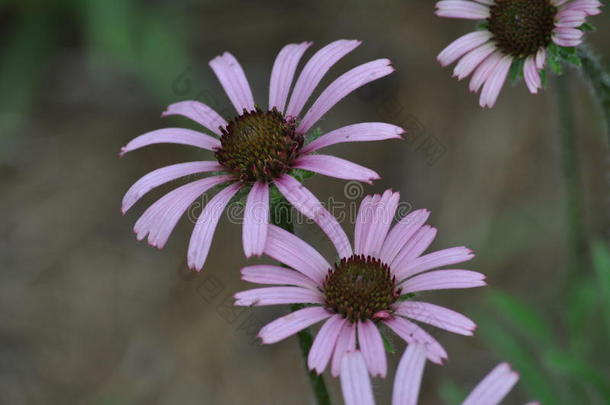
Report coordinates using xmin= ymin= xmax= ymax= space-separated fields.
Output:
xmin=340 ymin=344 xmax=539 ymax=405
xmin=435 ymin=0 xmax=602 ymax=107
xmin=120 ymin=40 xmax=403 ymax=271
xmin=234 ymin=189 xmax=485 ymax=379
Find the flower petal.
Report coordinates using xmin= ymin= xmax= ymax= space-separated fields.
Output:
xmin=462 ymin=363 xmax=519 ymax=405
xmin=435 ymin=0 xmax=491 ymax=19
xmin=302 ymin=122 xmax=404 ymax=154
xmin=383 ymin=317 xmax=447 ymax=364
xmin=258 ymin=306 xmax=332 ymax=344
xmin=293 ymin=154 xmax=380 ymax=184
xmin=209 ymin=52 xmax=255 ymax=114
xmin=523 ymin=55 xmax=542 ymax=94
xmin=453 ymin=42 xmax=497 ymax=80
xmin=120 ymin=128 xmax=221 ymax=156
xmin=392 ymin=344 xmax=427 ymax=405
xmin=161 ymin=101 xmax=227 ymax=135
xmin=340 ymin=352 xmax=376 ymax=405
xmin=359 ymin=190 xmax=400 ymax=258
xmin=395 ymin=301 xmax=476 ymax=336
xmin=234 ymin=286 xmax=323 ymax=306
xmin=437 ymin=30 xmax=493 ymax=67
xmin=308 ymin=315 xmax=347 ymax=374
xmin=243 ymin=182 xmax=269 ymax=257
xmin=269 ymin=41 xmax=313 ymax=113
xmin=479 ymin=54 xmax=512 ymax=108
xmin=391 ymin=225 xmax=437 ymax=276
xmin=240 ymin=265 xmax=320 ymax=289
xmin=379 ymin=209 xmax=430 ymax=264
xmin=396 ymin=246 xmax=474 ymax=280
xmin=357 ymin=320 xmax=387 ymax=378
xmin=401 ymin=270 xmax=487 ymax=293
xmin=332 ymin=323 xmax=357 ymax=377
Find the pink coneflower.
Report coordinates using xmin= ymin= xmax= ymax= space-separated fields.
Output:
xmin=436 ymin=0 xmax=602 ymax=107
xmin=341 ymin=344 xmax=538 ymax=405
xmin=120 ymin=40 xmax=403 ymax=271
xmin=234 ymin=190 xmax=485 ymax=378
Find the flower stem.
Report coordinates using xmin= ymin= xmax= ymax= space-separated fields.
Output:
xmin=555 ymin=73 xmax=589 ymax=286
xmin=270 ymin=197 xmax=332 ymax=405
xmin=577 ymin=44 xmax=610 ymax=145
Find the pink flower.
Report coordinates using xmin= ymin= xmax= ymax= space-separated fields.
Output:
xmin=120 ymin=40 xmax=403 ymax=271
xmin=341 ymin=344 xmax=538 ymax=405
xmin=235 ymin=190 xmax=485 ymax=378
xmin=436 ymin=0 xmax=602 ymax=107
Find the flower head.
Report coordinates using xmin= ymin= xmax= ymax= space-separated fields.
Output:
xmin=436 ymin=0 xmax=602 ymax=107
xmin=235 ymin=190 xmax=485 ymax=378
xmin=120 ymin=40 xmax=403 ymax=271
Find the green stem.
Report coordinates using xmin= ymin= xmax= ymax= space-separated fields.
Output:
xmin=270 ymin=197 xmax=332 ymax=405
xmin=555 ymin=73 xmax=589 ymax=287
xmin=577 ymin=44 xmax=610 ymax=145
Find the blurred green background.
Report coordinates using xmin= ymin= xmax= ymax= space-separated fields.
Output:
xmin=1 ymin=0 xmax=609 ymax=404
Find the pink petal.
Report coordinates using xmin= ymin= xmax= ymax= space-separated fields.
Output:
xmin=523 ymin=55 xmax=541 ymax=95
xmin=358 ymin=190 xmax=400 ymax=258
xmin=479 ymin=54 xmax=512 ymax=108
xmin=453 ymin=42 xmax=497 ymax=80
xmin=234 ymin=286 xmax=324 ymax=306
xmin=264 ymin=224 xmax=330 ymax=285
xmin=340 ymin=352 xmax=375 ymax=405
xmin=275 ymin=175 xmax=352 ymax=258
xmin=187 ymin=183 xmax=241 ymax=271
xmin=120 ymin=128 xmax=221 ymax=156
xmin=401 ymin=270 xmax=487 ymax=293
xmin=286 ymin=39 xmax=361 ymax=118
xmin=552 ymin=27 xmax=584 ymax=47
xmin=297 ymin=59 xmax=394 ymax=134
xmin=308 ymin=315 xmax=347 ymax=374
xmin=161 ymin=101 xmax=227 ymax=135
xmin=133 ymin=175 xmax=232 ymax=249
xmin=240 ymin=264 xmax=319 ymax=290
xmin=354 ymin=195 xmax=379 ymax=255
xmin=560 ymin=0 xmax=602 ymax=15
xmin=391 ymin=225 xmax=437 ymax=277
xmin=396 ymin=246 xmax=474 ymax=280
xmin=383 ymin=317 xmax=447 ymax=364
xmin=331 ymin=323 xmax=357 ymax=377
xmin=435 ymin=0 xmax=491 ymax=19
xmin=394 ymin=301 xmax=477 ymax=336
xmin=391 ymin=344 xmax=427 ymax=405
xmin=379 ymin=209 xmax=430 ymax=264
xmin=258 ymin=306 xmax=332 ymax=344
xmin=555 ymin=9 xmax=587 ymax=27
xmin=242 ymin=182 xmax=269 ymax=257
xmin=437 ymin=30 xmax=493 ymax=67
xmin=209 ymin=52 xmax=255 ymax=114
xmin=462 ymin=363 xmax=519 ymax=405
xmin=469 ymin=51 xmax=503 ymax=93
xmin=293 ymin=154 xmax=380 ymax=184
xmin=535 ymin=48 xmax=546 ymax=70
xmin=268 ymin=41 xmax=313 ymax=113
xmin=357 ymin=320 xmax=387 ymax=378
xmin=301 ymin=122 xmax=404 ymax=154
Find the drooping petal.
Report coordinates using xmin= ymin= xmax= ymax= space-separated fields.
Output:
xmin=379 ymin=209 xmax=430 ymax=264
xmin=242 ymin=182 xmax=269 ymax=257
xmin=209 ymin=52 xmax=255 ymax=114
xmin=268 ymin=41 xmax=313 ymax=113
xmin=187 ymin=183 xmax=241 ymax=271
xmin=383 ymin=317 xmax=448 ymax=364
xmin=479 ymin=54 xmax=512 ymax=108
xmin=453 ymin=42 xmax=497 ymax=80
xmin=435 ymin=0 xmax=491 ymax=19
xmin=297 ymin=59 xmax=394 ymax=134
xmin=359 ymin=190 xmax=400 ymax=258
xmin=133 ymin=175 xmax=232 ymax=249
xmin=240 ymin=265 xmax=319 ymax=290
xmin=331 ymin=323 xmax=357 ymax=377
xmin=395 ymin=301 xmax=477 ymax=336
xmin=293 ymin=154 xmax=380 ymax=184
xmin=340 ymin=352 xmax=376 ymax=405
xmin=275 ymin=174 xmax=353 ymax=258
xmin=286 ymin=39 xmax=362 ymax=118
xmin=401 ymin=270 xmax=487 ymax=293
xmin=234 ymin=286 xmax=324 ymax=306
xmin=391 ymin=344 xmax=427 ymax=405
xmin=396 ymin=246 xmax=474 ymax=280
xmin=462 ymin=363 xmax=519 ymax=405
xmin=523 ymin=55 xmax=542 ymax=94
xmin=120 ymin=128 xmax=221 ymax=156
xmin=437 ymin=31 xmax=493 ymax=67
xmin=357 ymin=320 xmax=387 ymax=378
xmin=264 ymin=224 xmax=330 ymax=285
xmin=301 ymin=122 xmax=404 ymax=154
xmin=469 ymin=51 xmax=503 ymax=93
xmin=308 ymin=315 xmax=347 ymax=374
xmin=258 ymin=306 xmax=332 ymax=344
xmin=161 ymin=101 xmax=227 ymax=135
xmin=552 ymin=27 xmax=585 ymax=47
xmin=122 ymin=161 xmax=224 ymax=213
xmin=391 ymin=225 xmax=437 ymax=275
xmin=535 ymin=48 xmax=547 ymax=70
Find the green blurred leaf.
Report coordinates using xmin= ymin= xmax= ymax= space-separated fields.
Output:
xmin=439 ymin=380 xmax=467 ymax=405
xmin=592 ymin=240 xmax=610 ymax=336
xmin=579 ymin=22 xmax=596 ymax=32
xmin=565 ymin=278 xmax=599 ymax=355
xmin=509 ymin=58 xmax=525 ymax=84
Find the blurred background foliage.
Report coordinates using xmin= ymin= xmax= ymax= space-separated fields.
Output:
xmin=1 ymin=1 xmax=609 ymax=404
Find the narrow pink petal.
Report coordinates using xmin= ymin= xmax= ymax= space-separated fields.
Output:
xmin=133 ymin=175 xmax=232 ymax=249
xmin=462 ymin=363 xmax=519 ymax=405
xmin=301 ymin=122 xmax=404 ymax=154
xmin=401 ymin=270 xmax=487 ymax=293
xmin=122 ymin=161 xmax=224 ymax=213
xmin=340 ymin=352 xmax=375 ymax=405
xmin=469 ymin=51 xmax=503 ymax=93
xmin=383 ymin=317 xmax=448 ymax=364
xmin=555 ymin=9 xmax=587 ymax=27
xmin=275 ymin=175 xmax=352 ymax=258
xmin=535 ymin=48 xmax=546 ymax=70
xmin=357 ymin=320 xmax=387 ymax=378
xmin=453 ymin=42 xmax=497 ymax=80
xmin=332 ymin=323 xmax=357 ymax=377
xmin=360 ymin=190 xmax=400 ymax=258
xmin=392 ymin=344 xmax=427 ymax=405
xmin=395 ymin=301 xmax=477 ymax=336
xmin=242 ymin=182 xmax=269 ymax=257
xmin=234 ymin=286 xmax=323 ymax=306
xmin=297 ymin=59 xmax=394 ymax=134
xmin=552 ymin=27 xmax=584 ymax=47
xmin=435 ymin=0 xmax=491 ymax=19
xmin=240 ymin=265 xmax=319 ymax=290
xmin=264 ymin=224 xmax=330 ymax=285
xmin=293 ymin=154 xmax=380 ymax=184
xmin=286 ymin=39 xmax=361 ymax=118
xmin=187 ymin=183 xmax=241 ymax=271
xmin=120 ymin=128 xmax=221 ymax=156
xmin=523 ymin=56 xmax=541 ymax=95
xmin=209 ymin=52 xmax=255 ymax=114
xmin=561 ymin=0 xmax=602 ymax=15
xmin=396 ymin=246 xmax=474 ymax=280
xmin=379 ymin=209 xmax=430 ymax=264
xmin=268 ymin=41 xmax=313 ymax=113
xmin=391 ymin=225 xmax=437 ymax=277
xmin=354 ymin=195 xmax=379 ymax=255
xmin=437 ymin=31 xmax=493 ymax=67
xmin=480 ymin=54 xmax=512 ymax=108
xmin=308 ymin=315 xmax=347 ymax=374
xmin=258 ymin=306 xmax=332 ymax=344
xmin=161 ymin=101 xmax=227 ymax=135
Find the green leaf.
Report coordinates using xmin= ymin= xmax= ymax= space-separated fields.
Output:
xmin=439 ymin=380 xmax=467 ymax=405
xmin=579 ymin=22 xmax=596 ymax=32
xmin=305 ymin=127 xmax=323 ymax=144
xmin=547 ymin=43 xmax=564 ymax=75
xmin=397 ymin=293 xmax=416 ymax=302
xmin=592 ymin=240 xmax=610 ymax=336
xmin=540 ymin=69 xmax=548 ymax=88
xmin=558 ymin=46 xmax=582 ymax=67
xmin=476 ymin=21 xmax=489 ymax=30
xmin=289 ymin=168 xmax=315 ymax=182
xmin=378 ymin=324 xmax=396 ymax=354
xmin=509 ymin=58 xmax=525 ymax=84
